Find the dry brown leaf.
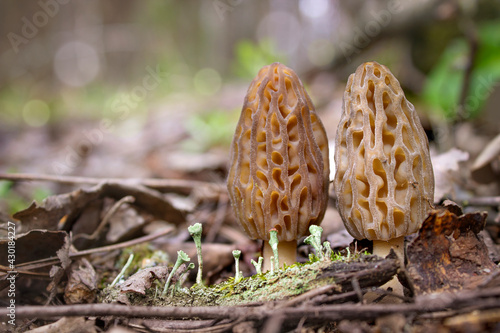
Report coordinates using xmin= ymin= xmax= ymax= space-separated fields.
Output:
xmin=106 ymin=202 xmax=147 ymax=243
xmin=25 ymin=316 xmax=96 ymax=333
xmin=407 ymin=207 xmax=498 ymax=294
xmin=13 ymin=182 xmax=186 ymax=233
xmin=0 ymin=229 xmax=67 ymax=276
xmin=431 ymin=148 xmax=469 ymax=202
xmin=471 ymin=133 xmax=500 ymax=184
xmin=120 ymin=266 xmax=168 ymax=295
xmin=64 ymin=258 xmax=98 ymax=304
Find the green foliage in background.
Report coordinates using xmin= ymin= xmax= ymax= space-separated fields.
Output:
xmin=182 ymin=109 xmax=240 ymax=152
xmin=232 ymin=39 xmax=286 ymax=79
xmin=0 ymin=181 xmax=51 ymax=215
xmin=423 ymin=21 xmax=500 ymax=120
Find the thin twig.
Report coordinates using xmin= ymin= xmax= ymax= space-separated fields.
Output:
xmin=0 ymin=173 xmax=226 ymax=194
xmin=312 ymin=290 xmax=360 ymax=305
xmin=370 ymin=287 xmax=413 ymax=303
xmin=295 ymin=316 xmax=307 ymax=333
xmin=0 ymin=265 xmax=49 ymax=277
xmin=0 ymin=227 xmax=174 ymax=276
xmin=351 ymin=276 xmax=363 ymax=302
xmin=262 ymin=313 xmax=285 ymax=333
xmin=74 ymin=195 xmax=135 ymax=241
xmin=276 ymin=284 xmax=340 ymax=309
xmin=205 ymin=194 xmax=229 ymax=243
xmin=2 ymin=288 xmax=499 ymax=321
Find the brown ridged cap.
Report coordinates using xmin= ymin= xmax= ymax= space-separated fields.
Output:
xmin=227 ymin=63 xmax=329 ymax=241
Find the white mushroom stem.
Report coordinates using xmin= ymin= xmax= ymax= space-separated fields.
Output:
xmin=262 ymin=240 xmax=297 ymax=272
xmin=372 ymin=236 xmax=405 ymax=261
xmin=372 ymin=236 xmax=405 ymax=297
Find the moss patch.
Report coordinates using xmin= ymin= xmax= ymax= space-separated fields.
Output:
xmin=100 ymin=259 xmax=354 ymax=307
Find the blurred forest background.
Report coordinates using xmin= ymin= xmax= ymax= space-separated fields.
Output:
xmin=1 ymin=0 xmax=500 ymax=217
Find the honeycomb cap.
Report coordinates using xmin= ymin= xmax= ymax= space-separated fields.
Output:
xmin=227 ymin=63 xmax=329 ymax=242
xmin=334 ymin=62 xmax=434 ymax=241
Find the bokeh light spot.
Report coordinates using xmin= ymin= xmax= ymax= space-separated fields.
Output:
xmin=299 ymin=0 xmax=329 ymax=18
xmin=194 ymin=68 xmax=221 ymax=96
xmin=54 ymin=41 xmax=100 ymax=87
xmin=307 ymin=39 xmax=335 ymax=67
xmin=22 ymin=100 xmax=51 ymax=127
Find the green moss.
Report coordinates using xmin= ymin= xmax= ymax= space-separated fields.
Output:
xmin=100 ymin=259 xmax=344 ymax=307
xmin=99 ymin=248 xmax=372 ymax=307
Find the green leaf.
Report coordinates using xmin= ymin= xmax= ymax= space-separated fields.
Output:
xmin=232 ymin=39 xmax=287 ymax=79
xmin=422 ymin=22 xmax=500 ymax=120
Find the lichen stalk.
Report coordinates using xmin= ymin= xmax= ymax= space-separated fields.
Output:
xmin=304 ymin=225 xmax=324 ymax=259
xmin=110 ymin=253 xmax=134 ymax=287
xmin=173 ymin=263 xmax=195 ymax=296
xmin=323 ymin=241 xmax=332 ymax=260
xmin=251 ymin=257 xmax=263 ymax=275
xmin=269 ymin=229 xmax=280 ymax=269
xmin=188 ymin=223 xmax=204 ymax=286
xmin=233 ymin=250 xmax=242 ymax=282
xmin=162 ymin=250 xmax=190 ymax=297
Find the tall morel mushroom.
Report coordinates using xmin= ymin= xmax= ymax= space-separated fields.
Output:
xmin=227 ymin=62 xmax=330 ymax=272
xmin=334 ymin=62 xmax=434 ymax=288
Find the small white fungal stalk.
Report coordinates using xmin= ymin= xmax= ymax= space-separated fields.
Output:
xmin=174 ymin=262 xmax=195 ymax=295
xmin=188 ymin=223 xmax=204 ymax=286
xmin=251 ymin=257 xmax=264 ymax=275
xmin=110 ymin=253 xmax=134 ymax=287
xmin=232 ymin=250 xmax=242 ymax=282
xmin=162 ymin=250 xmax=190 ymax=297
xmin=323 ymin=241 xmax=333 ymax=260
xmin=269 ymin=229 xmax=280 ymax=270
xmin=304 ymin=225 xmax=324 ymax=260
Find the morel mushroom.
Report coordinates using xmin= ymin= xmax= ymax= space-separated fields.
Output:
xmin=227 ymin=62 xmax=329 ymax=272
xmin=334 ymin=62 xmax=434 ymax=282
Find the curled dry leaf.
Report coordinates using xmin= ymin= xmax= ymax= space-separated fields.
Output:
xmin=0 ymin=229 xmax=67 ymax=276
xmin=431 ymin=148 xmax=469 ymax=202
xmin=56 ymin=233 xmax=72 ymax=270
xmin=120 ymin=266 xmax=169 ymax=295
xmin=470 ymin=133 xmax=500 ymax=184
xmin=105 ymin=201 xmax=146 ymax=243
xmin=46 ymin=234 xmax=72 ymax=303
xmin=407 ymin=207 xmax=498 ymax=294
xmin=0 ymin=230 xmax=69 ymax=300
xmin=13 ymin=182 xmax=186 ymax=234
xmin=64 ymin=258 xmax=98 ymax=304
xmin=23 ymin=317 xmax=97 ymax=333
